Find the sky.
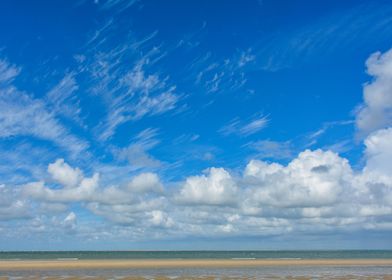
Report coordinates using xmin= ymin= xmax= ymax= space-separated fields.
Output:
xmin=1 ymin=0 xmax=392 ymax=250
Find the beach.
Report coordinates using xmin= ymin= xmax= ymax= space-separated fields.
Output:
xmin=1 ymin=259 xmax=392 ymax=279
xmin=1 ymin=258 xmax=392 ymax=270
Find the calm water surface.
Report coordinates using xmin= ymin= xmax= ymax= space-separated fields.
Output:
xmin=1 ymin=250 xmax=392 ymax=260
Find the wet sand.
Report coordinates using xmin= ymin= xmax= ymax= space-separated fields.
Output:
xmin=1 ymin=258 xmax=392 ymax=270
xmin=0 ymin=276 xmax=391 ymax=280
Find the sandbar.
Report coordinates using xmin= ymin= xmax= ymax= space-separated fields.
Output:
xmin=1 ymin=258 xmax=392 ymax=270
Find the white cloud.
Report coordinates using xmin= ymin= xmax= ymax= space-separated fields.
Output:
xmin=11 ymin=131 xmax=392 ymax=238
xmin=0 ymin=142 xmax=50 ymax=185
xmin=238 ymin=50 xmax=255 ymax=68
xmin=361 ymin=127 xmax=392 ymax=204
xmin=0 ymin=59 xmax=88 ymax=157
xmin=87 ymin=196 xmax=167 ymax=226
xmin=220 ymin=115 xmax=269 ymax=137
xmin=244 ymin=159 xmax=283 ymax=181
xmin=244 ymin=149 xmax=353 ymax=208
xmin=0 ymin=59 xmax=20 ymax=84
xmin=247 ymin=140 xmax=293 ymax=159
xmin=149 ymin=210 xmax=174 ymax=228
xmin=177 ymin=167 xmax=238 ymax=206
xmin=219 ymin=119 xmax=241 ymax=136
xmin=255 ymin=5 xmax=392 ymax=72
xmin=120 ymin=62 xmax=161 ymax=93
xmin=0 ymin=184 xmax=30 ymax=220
xmin=86 ymin=44 xmax=181 ymax=141
xmin=240 ymin=115 xmax=269 ymax=136
xmin=4 ymin=40 xmax=392 ymax=244
xmin=189 ymin=49 xmax=251 ymax=94
xmin=117 ymin=143 xmax=161 ymax=169
xmin=128 ymin=172 xmax=163 ymax=193
xmin=24 ymin=173 xmax=99 ymax=203
xmin=363 ymin=127 xmax=392 ymax=177
xmin=218 ymin=224 xmax=234 ymax=233
xmin=356 ymin=49 xmax=392 ymax=137
xmin=132 ymin=90 xmax=178 ymax=120
xmin=99 ymin=0 xmax=139 ymax=12
xmin=46 ymin=73 xmax=82 ymax=124
xmin=24 ymin=159 xmax=167 ymax=229
xmin=4 ymin=47 xmax=392 ymax=240
xmin=62 ymin=212 xmax=77 ymax=232
xmin=48 ymin=159 xmax=83 ymax=188
xmin=115 ymin=128 xmax=161 ymax=170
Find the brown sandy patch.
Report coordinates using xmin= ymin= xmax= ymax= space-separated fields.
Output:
xmin=1 ymin=259 xmax=392 ymax=280
xmin=1 ymin=258 xmax=392 ymax=270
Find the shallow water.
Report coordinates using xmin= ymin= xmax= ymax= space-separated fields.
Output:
xmin=2 ymin=265 xmax=392 ymax=279
xmin=1 ymin=251 xmax=392 ymax=260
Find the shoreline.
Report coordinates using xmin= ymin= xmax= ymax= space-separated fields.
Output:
xmin=1 ymin=259 xmax=392 ymax=270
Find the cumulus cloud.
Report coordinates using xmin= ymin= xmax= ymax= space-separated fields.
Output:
xmin=87 ymin=195 xmax=167 ymax=226
xmin=177 ymin=167 xmax=238 ymax=206
xmin=18 ymin=123 xmax=392 ymax=238
xmin=3 ymin=49 xmax=392 ymax=242
xmin=128 ymin=172 xmax=163 ymax=193
xmin=363 ymin=127 xmax=392 ymax=176
xmin=149 ymin=210 xmax=174 ymax=228
xmin=48 ymin=159 xmax=83 ymax=188
xmin=244 ymin=149 xmax=353 ymax=208
xmin=361 ymin=127 xmax=392 ymax=205
xmin=23 ymin=158 xmax=167 ymax=229
xmin=169 ymin=131 xmax=392 ymax=234
xmin=24 ymin=173 xmax=99 ymax=203
xmin=25 ymin=158 xmax=165 ymax=205
xmin=356 ymin=49 xmax=392 ymax=137
xmin=6 ymin=129 xmax=392 ymax=239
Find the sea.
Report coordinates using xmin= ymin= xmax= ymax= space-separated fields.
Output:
xmin=1 ymin=250 xmax=392 ymax=279
xmin=1 ymin=250 xmax=392 ymax=260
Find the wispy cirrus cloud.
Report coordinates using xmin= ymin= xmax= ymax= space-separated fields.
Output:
xmin=77 ymin=0 xmax=140 ymax=14
xmin=254 ymin=3 xmax=392 ymax=71
xmin=4 ymin=0 xmax=392 ymax=249
xmin=0 ymin=58 xmax=88 ymax=158
xmin=0 ymin=141 xmax=53 ymax=185
xmin=246 ymin=139 xmax=294 ymax=160
xmin=113 ymin=128 xmax=162 ymax=170
xmin=96 ymin=0 xmax=139 ymax=13
xmin=220 ymin=114 xmax=269 ymax=137
xmin=45 ymin=72 xmax=83 ymax=126
xmin=79 ymin=28 xmax=182 ymax=141
xmin=0 ymin=59 xmax=20 ymax=84
xmin=187 ymin=49 xmax=255 ymax=94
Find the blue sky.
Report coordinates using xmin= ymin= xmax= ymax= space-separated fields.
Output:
xmin=1 ymin=0 xmax=392 ymax=250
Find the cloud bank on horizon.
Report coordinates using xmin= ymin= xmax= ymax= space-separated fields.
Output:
xmin=1 ymin=0 xmax=392 ymax=250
